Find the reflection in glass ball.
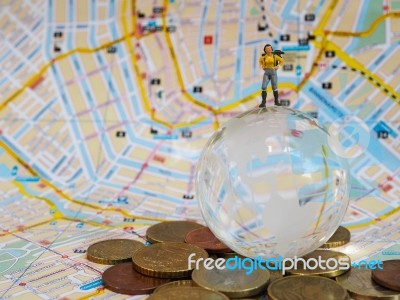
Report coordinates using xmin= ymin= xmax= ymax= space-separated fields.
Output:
xmin=195 ymin=107 xmax=350 ymax=259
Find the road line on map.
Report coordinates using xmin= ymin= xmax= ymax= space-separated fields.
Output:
xmin=345 ymin=206 xmax=400 ymax=229
xmin=162 ymin=0 xmax=220 ymax=129
xmin=1 ymin=0 xmax=295 ymax=130
xmin=314 ymin=0 xmax=338 ymax=35
xmin=0 ymin=283 xmax=25 ymax=295
xmin=0 ymin=140 xmax=169 ymax=223
xmin=353 ymin=170 xmax=400 ymax=202
xmin=0 ymin=230 xmax=103 ymax=298
xmin=0 ymin=208 xmax=150 ymax=238
xmin=306 ymin=10 xmax=399 ymax=104
xmin=328 ymin=12 xmax=400 ymax=37
xmin=0 ymin=0 xmax=397 ymax=254
xmin=77 ymin=287 xmax=105 ymax=300
xmin=325 ymin=41 xmax=399 ymax=103
xmin=296 ymin=0 xmax=337 ymax=91
xmin=0 ymin=267 xmax=75 ymax=297
xmin=113 ymin=130 xmax=170 ymax=201
xmin=121 ymin=0 xmax=161 ymax=125
xmin=345 ymin=171 xmax=400 ymax=228
xmin=111 ymin=110 xmax=188 ymax=211
xmin=7 ymin=232 xmax=103 ymax=274
xmin=0 ymin=219 xmax=54 ymax=237
xmin=0 ymin=36 xmax=125 ymax=112
xmin=12 ymin=181 xmax=63 ymax=217
xmin=297 ymin=37 xmax=328 ymax=92
xmin=23 ymin=265 xmax=76 ymax=284
xmin=121 ymin=0 xmax=203 ymax=130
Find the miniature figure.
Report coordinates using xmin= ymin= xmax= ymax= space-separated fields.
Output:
xmin=258 ymin=44 xmax=285 ymax=107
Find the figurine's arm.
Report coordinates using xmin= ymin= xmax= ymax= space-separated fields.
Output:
xmin=274 ymin=55 xmax=284 ymax=70
xmin=259 ymin=56 xmax=265 ymax=69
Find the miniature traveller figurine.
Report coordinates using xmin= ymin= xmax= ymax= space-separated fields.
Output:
xmin=258 ymin=44 xmax=285 ymax=107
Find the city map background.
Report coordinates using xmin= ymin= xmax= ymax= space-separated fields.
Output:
xmin=0 ymin=0 xmax=399 ymax=299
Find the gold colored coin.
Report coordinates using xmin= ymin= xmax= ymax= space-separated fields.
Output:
xmin=148 ymin=286 xmax=229 ymax=299
xmin=153 ymin=280 xmax=195 ymax=294
xmin=191 ymin=263 xmax=270 ymax=298
xmin=146 ymin=221 xmax=204 ymax=243
xmin=268 ymin=275 xmax=349 ymax=300
xmin=285 ymin=249 xmax=351 ymax=278
xmin=234 ymin=264 xmax=294 ymax=299
xmin=86 ymin=239 xmax=144 ymax=265
xmin=132 ymin=242 xmax=208 ymax=278
xmin=322 ymin=226 xmax=351 ymax=248
xmin=336 ymin=267 xmax=400 ymax=299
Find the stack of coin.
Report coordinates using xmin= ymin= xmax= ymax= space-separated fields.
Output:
xmin=84 ymin=221 xmax=399 ymax=298
xmin=101 ymin=240 xmax=210 ymax=295
xmin=86 ymin=221 xmax=216 ymax=296
xmin=86 ymin=238 xmax=174 ymax=295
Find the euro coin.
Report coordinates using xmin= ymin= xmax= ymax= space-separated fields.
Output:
xmin=132 ymin=242 xmax=208 ymax=278
xmin=191 ymin=262 xmax=270 ymax=298
xmin=371 ymin=260 xmax=400 ymax=292
xmin=102 ymin=262 xmax=170 ymax=295
xmin=87 ymin=238 xmax=144 ymax=265
xmin=268 ymin=275 xmax=349 ymax=300
xmin=146 ymin=221 xmax=204 ymax=243
xmin=337 ymin=266 xmax=400 ymax=299
xmin=185 ymin=227 xmax=231 ymax=253
xmin=285 ymin=249 xmax=351 ymax=278
xmin=322 ymin=226 xmax=351 ymax=248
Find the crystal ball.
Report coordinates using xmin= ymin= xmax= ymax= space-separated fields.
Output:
xmin=195 ymin=107 xmax=350 ymax=259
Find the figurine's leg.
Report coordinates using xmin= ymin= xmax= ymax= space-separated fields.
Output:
xmin=271 ymin=71 xmax=280 ymax=106
xmin=259 ymin=72 xmax=269 ymax=108
xmin=259 ymin=90 xmax=267 ymax=108
xmin=273 ymin=91 xmax=280 ymax=106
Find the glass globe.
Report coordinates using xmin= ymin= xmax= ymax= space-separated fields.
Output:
xmin=195 ymin=107 xmax=350 ymax=259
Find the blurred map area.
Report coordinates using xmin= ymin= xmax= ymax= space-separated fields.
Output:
xmin=0 ymin=0 xmax=399 ymax=298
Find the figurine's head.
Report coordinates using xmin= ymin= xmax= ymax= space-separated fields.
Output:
xmin=263 ymin=44 xmax=273 ymax=55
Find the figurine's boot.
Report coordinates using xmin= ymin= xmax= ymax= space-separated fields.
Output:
xmin=273 ymin=90 xmax=281 ymax=106
xmin=259 ymin=91 xmax=267 ymax=108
